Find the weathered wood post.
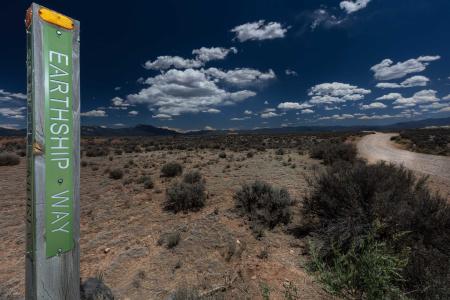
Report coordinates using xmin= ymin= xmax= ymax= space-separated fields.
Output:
xmin=25 ymin=3 xmax=80 ymax=299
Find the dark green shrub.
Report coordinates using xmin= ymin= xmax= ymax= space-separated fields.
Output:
xmin=165 ymin=172 xmax=206 ymax=213
xmin=234 ymin=181 xmax=292 ymax=229
xmin=0 ymin=152 xmax=20 ymax=166
xmin=109 ymin=168 xmax=123 ymax=180
xmin=310 ymin=141 xmax=357 ymax=165
xmin=303 ymin=161 xmax=450 ymax=298
xmin=161 ymin=162 xmax=183 ymax=177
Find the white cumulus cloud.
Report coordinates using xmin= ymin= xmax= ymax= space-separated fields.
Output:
xmin=277 ymin=101 xmax=313 ymax=110
xmin=260 ymin=111 xmax=280 ymax=118
xmin=192 ymin=47 xmax=237 ymax=62
xmin=0 ymin=107 xmax=26 ymax=119
xmin=360 ymin=102 xmax=387 ymax=110
xmin=205 ymin=67 xmax=275 ymax=86
xmin=340 ymin=0 xmax=372 ymax=14
xmin=80 ymin=110 xmax=107 ymax=117
xmin=308 ymin=82 xmax=371 ymax=104
xmin=231 ymin=20 xmax=288 ymax=42
xmin=127 ymin=68 xmax=256 ymax=116
xmin=371 ymin=56 xmax=440 ymax=81
xmin=0 ymin=89 xmax=27 ymax=101
xmin=376 ymin=75 xmax=430 ymax=89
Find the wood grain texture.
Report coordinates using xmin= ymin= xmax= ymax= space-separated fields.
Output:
xmin=26 ymin=3 xmax=80 ymax=299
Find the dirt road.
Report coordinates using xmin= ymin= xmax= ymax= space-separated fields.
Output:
xmin=357 ymin=132 xmax=450 ymax=181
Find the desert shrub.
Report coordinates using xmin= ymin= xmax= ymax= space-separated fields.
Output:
xmin=182 ymin=170 xmax=202 ymax=184
xmin=166 ymin=231 xmax=181 ymax=249
xmin=164 ymin=171 xmax=206 ymax=212
xmin=161 ymin=162 xmax=183 ymax=177
xmin=234 ymin=181 xmax=292 ymax=229
xmin=310 ymin=141 xmax=357 ymax=165
xmin=143 ymin=179 xmax=154 ymax=189
xmin=303 ymin=161 xmax=450 ymax=298
xmin=0 ymin=152 xmax=20 ymax=166
xmin=275 ymin=148 xmax=285 ymax=155
xmin=109 ymin=168 xmax=123 ymax=180
xmin=246 ymin=151 xmax=254 ymax=158
xmin=218 ymin=152 xmax=227 ymax=158
xmin=80 ymin=275 xmax=114 ymax=300
xmin=308 ymin=231 xmax=407 ymax=299
xmin=85 ymin=147 xmax=109 ymax=157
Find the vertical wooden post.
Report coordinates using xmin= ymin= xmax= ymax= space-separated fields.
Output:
xmin=26 ymin=3 xmax=80 ymax=299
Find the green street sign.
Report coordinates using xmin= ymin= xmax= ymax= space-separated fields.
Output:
xmin=26 ymin=3 xmax=80 ymax=299
xmin=43 ymin=23 xmax=74 ymax=257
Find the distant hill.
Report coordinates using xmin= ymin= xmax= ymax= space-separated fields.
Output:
xmin=81 ymin=124 xmax=179 ymax=136
xmin=1 ymin=117 xmax=449 ymax=137
xmin=0 ymin=127 xmax=26 ymax=137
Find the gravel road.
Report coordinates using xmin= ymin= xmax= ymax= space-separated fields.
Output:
xmin=357 ymin=132 xmax=450 ymax=181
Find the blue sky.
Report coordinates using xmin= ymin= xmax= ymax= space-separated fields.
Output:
xmin=1 ymin=0 xmax=450 ymax=131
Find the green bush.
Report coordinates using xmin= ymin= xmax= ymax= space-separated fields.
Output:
xmin=164 ymin=171 xmax=206 ymax=213
xmin=0 ymin=152 xmax=20 ymax=166
xmin=310 ymin=140 xmax=357 ymax=165
xmin=161 ymin=162 xmax=183 ymax=177
xmin=166 ymin=231 xmax=181 ymax=249
xmin=308 ymin=231 xmax=407 ymax=299
xmin=303 ymin=161 xmax=450 ymax=298
xmin=234 ymin=181 xmax=292 ymax=229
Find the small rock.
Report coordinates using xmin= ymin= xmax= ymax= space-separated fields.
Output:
xmin=104 ymin=248 xmax=110 ymax=254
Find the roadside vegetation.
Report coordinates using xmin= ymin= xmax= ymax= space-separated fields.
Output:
xmin=303 ymin=140 xmax=450 ymax=299
xmin=391 ymin=128 xmax=450 ymax=156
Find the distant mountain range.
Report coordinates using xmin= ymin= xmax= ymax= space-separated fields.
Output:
xmin=1 ymin=117 xmax=449 ymax=137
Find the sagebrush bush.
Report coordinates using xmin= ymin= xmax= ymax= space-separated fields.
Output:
xmin=310 ymin=140 xmax=357 ymax=165
xmin=0 ymin=152 xmax=20 ymax=166
xmin=109 ymin=168 xmax=123 ymax=180
xmin=161 ymin=162 xmax=183 ymax=177
xmin=166 ymin=231 xmax=181 ymax=249
xmin=182 ymin=170 xmax=202 ymax=184
xmin=80 ymin=275 xmax=114 ymax=300
xmin=303 ymin=161 xmax=450 ymax=298
xmin=164 ymin=171 xmax=206 ymax=212
xmin=234 ymin=181 xmax=292 ymax=229
xmin=308 ymin=232 xmax=407 ymax=299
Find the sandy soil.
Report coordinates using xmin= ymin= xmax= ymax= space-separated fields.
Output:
xmin=358 ymin=132 xmax=450 ymax=198
xmin=0 ymin=148 xmax=332 ymax=300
